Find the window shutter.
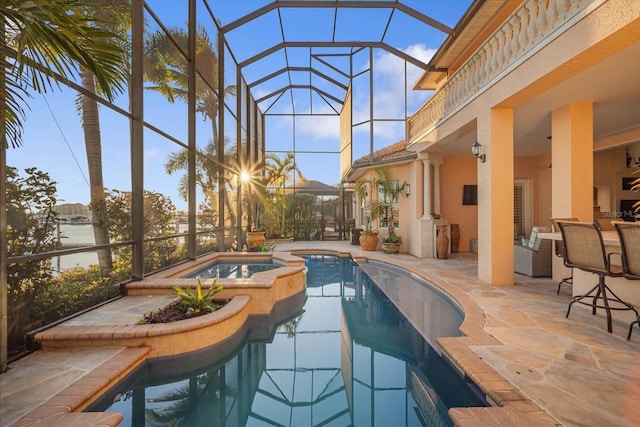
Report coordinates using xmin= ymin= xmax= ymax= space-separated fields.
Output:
xmin=514 ymin=184 xmax=524 ymax=237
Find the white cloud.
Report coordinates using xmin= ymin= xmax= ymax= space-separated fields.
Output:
xmin=144 ymin=147 xmax=160 ymax=160
xmin=295 ymin=106 xmax=341 ymax=139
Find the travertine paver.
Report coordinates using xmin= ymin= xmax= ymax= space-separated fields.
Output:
xmin=0 ymin=348 xmax=125 ymax=426
xmin=62 ymin=295 xmax=177 ymax=326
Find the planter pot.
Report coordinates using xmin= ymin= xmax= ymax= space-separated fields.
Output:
xmin=247 ymin=231 xmax=266 ymax=248
xmin=382 ymin=242 xmax=400 ymax=254
xmin=359 ymin=233 xmax=379 ymax=251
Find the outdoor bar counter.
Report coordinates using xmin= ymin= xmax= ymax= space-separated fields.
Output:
xmin=538 ymin=230 xmax=640 ymax=327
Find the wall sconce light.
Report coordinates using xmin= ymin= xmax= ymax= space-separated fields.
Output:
xmin=471 ymin=140 xmax=486 ymax=162
xmin=403 ymin=183 xmax=411 ymax=197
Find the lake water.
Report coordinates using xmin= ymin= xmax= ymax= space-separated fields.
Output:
xmin=56 ymin=224 xmax=98 ymax=271
xmin=56 ymin=223 xmax=189 ymax=271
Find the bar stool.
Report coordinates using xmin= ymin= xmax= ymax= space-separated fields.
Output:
xmin=557 ymin=221 xmax=638 ymax=333
xmin=550 ymin=217 xmax=578 ymax=294
xmin=613 ymin=221 xmax=640 ymax=340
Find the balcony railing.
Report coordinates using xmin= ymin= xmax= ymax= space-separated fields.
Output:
xmin=407 ymin=0 xmax=597 ymax=144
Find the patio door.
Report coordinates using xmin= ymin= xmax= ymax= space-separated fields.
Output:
xmin=514 ymin=179 xmax=532 ymax=239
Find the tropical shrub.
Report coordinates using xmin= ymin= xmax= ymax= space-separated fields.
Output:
xmin=103 ymin=189 xmax=181 ymax=273
xmin=172 ymin=278 xmax=224 ymax=313
xmin=5 ymin=167 xmax=59 ymax=354
xmin=254 ymin=242 xmax=276 ymax=252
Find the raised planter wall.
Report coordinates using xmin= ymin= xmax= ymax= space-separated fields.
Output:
xmin=34 ymin=252 xmax=308 ymax=358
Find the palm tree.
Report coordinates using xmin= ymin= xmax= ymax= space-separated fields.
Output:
xmin=76 ymin=0 xmax=131 ymax=271
xmin=145 ymin=26 xmax=236 ymax=143
xmin=164 ymin=137 xmax=238 ymax=228
xmin=355 ymin=176 xmax=377 ymax=234
xmin=265 ymin=153 xmax=304 ymax=236
xmin=369 ymin=166 xmax=406 ymax=241
xmin=143 ymin=26 xmax=237 ymax=229
xmin=355 ymin=166 xmax=406 ymax=238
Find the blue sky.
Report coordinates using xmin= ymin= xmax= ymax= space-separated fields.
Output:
xmin=8 ymin=1 xmax=472 ymax=211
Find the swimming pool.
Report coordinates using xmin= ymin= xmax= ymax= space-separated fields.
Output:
xmin=184 ymin=260 xmax=280 ymax=278
xmin=88 ymin=255 xmax=487 ymax=425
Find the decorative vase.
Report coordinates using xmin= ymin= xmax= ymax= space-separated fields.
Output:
xmin=436 ymin=226 xmax=449 ymax=260
xmin=450 ymin=224 xmax=460 ymax=253
xmin=246 ymin=231 xmax=266 ymax=249
xmin=382 ymin=242 xmax=400 ymax=254
xmin=359 ymin=232 xmax=379 ymax=251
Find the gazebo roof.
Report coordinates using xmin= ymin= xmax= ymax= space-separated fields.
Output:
xmin=283 ymin=177 xmax=340 ymax=195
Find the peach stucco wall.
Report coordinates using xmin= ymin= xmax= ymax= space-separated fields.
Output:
xmin=439 ymin=156 xmax=478 ymax=252
xmin=514 ymin=154 xmax=552 ymax=230
xmin=436 ymin=154 xmax=553 ymax=251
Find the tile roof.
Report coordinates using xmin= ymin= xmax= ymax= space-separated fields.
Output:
xmin=352 ymin=141 xmax=416 ymax=166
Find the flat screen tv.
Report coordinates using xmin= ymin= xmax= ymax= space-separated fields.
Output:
xmin=462 ymin=185 xmax=477 ymax=206
xmin=619 ymin=199 xmax=638 ymax=221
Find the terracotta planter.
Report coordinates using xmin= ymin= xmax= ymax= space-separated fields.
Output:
xmin=246 ymin=231 xmax=266 ymax=248
xmin=436 ymin=226 xmax=449 ymax=259
xmin=382 ymin=242 xmax=400 ymax=254
xmin=359 ymin=232 xmax=379 ymax=251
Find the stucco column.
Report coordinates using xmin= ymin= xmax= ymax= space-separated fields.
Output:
xmin=478 ymin=108 xmax=514 ymax=286
xmin=551 ymin=102 xmax=593 ymax=221
xmin=432 ymin=159 xmax=443 ymax=216
xmin=422 ymin=158 xmax=432 ymax=218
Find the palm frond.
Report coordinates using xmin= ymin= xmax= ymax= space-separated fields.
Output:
xmin=1 ymin=0 xmax=128 ymax=147
xmin=165 ymin=150 xmax=190 ymax=174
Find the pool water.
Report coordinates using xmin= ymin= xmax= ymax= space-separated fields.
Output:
xmin=89 ymin=255 xmax=487 ymax=426
xmin=185 ymin=260 xmax=279 ymax=278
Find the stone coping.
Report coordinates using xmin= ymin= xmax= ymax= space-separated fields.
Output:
xmin=151 ymin=251 xmax=306 ymax=279
xmin=125 ymin=252 xmax=307 ymax=296
xmin=11 ymin=347 xmax=149 ymax=427
xmin=34 ymin=295 xmax=252 ymax=358
xmin=125 ymin=266 xmax=305 ymax=294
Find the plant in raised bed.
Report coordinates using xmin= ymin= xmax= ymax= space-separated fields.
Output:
xmin=138 ymin=278 xmax=224 ymax=324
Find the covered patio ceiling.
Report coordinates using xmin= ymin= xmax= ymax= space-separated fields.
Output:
xmin=514 ymin=40 xmax=640 ymax=157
